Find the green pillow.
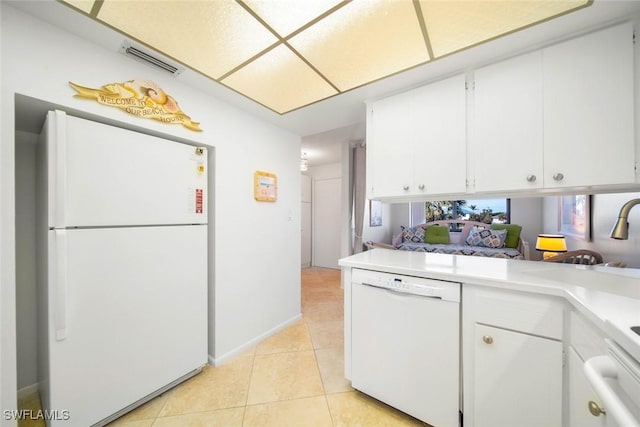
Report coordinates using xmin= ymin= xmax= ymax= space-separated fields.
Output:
xmin=491 ymin=224 xmax=522 ymax=249
xmin=425 ymin=225 xmax=450 ymax=244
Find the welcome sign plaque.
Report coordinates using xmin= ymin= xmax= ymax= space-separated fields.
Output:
xmin=69 ymin=79 xmax=202 ymax=132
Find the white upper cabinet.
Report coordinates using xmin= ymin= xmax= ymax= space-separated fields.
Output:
xmin=367 ymin=74 xmax=466 ymax=200
xmin=367 ymin=22 xmax=636 ymax=200
xmin=411 ymin=75 xmax=467 ymax=196
xmin=367 ymin=89 xmax=414 ymax=199
xmin=543 ymin=22 xmax=635 ymax=188
xmin=473 ymin=50 xmax=544 ymax=193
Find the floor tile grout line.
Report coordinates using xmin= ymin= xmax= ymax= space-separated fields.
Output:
xmin=312 ymin=345 xmax=329 ymax=397
xmin=323 ymin=393 xmax=337 ymax=427
xmin=241 ymin=351 xmax=258 ymax=424
xmin=243 ymin=391 xmax=328 ymax=409
xmin=150 ymin=403 xmax=250 ymax=422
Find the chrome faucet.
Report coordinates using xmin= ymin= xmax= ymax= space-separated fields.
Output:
xmin=611 ymin=198 xmax=640 ymax=239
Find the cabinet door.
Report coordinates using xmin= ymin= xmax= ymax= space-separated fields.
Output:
xmin=543 ymin=22 xmax=635 ymax=188
xmin=473 ymin=324 xmax=562 ymax=427
xmin=366 ymin=91 xmax=414 ymax=198
xmin=568 ymin=346 xmax=607 ymax=427
xmin=473 ymin=51 xmax=543 ymax=192
xmin=412 ymin=74 xmax=467 ymax=196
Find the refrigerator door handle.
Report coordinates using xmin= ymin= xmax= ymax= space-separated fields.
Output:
xmin=49 ymin=110 xmax=67 ymax=228
xmin=54 ymin=229 xmax=68 ymax=340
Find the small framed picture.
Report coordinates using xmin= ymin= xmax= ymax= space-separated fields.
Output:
xmin=370 ymin=200 xmax=382 ymax=227
xmin=254 ymin=171 xmax=277 ymax=202
xmin=558 ymin=194 xmax=591 ymax=241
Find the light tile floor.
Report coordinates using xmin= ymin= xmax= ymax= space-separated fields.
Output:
xmin=19 ymin=267 xmax=427 ymax=426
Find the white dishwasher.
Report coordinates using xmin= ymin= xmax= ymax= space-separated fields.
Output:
xmin=351 ymin=268 xmax=461 ymax=427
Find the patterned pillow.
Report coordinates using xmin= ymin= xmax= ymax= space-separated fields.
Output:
xmin=465 ymin=228 xmax=507 ymax=248
xmin=401 ymin=226 xmax=425 ymax=243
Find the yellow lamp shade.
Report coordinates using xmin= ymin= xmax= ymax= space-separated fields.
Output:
xmin=536 ymin=234 xmax=567 ymax=259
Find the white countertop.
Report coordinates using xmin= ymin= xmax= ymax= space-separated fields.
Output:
xmin=339 ymin=249 xmax=640 ymax=361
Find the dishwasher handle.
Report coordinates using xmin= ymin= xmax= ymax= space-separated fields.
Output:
xmin=584 ymin=355 xmax=640 ymax=427
xmin=359 ymin=280 xmax=459 ymax=302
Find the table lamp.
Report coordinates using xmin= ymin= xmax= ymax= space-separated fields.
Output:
xmin=536 ymin=234 xmax=567 ymax=259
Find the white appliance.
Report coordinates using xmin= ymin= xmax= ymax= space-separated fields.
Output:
xmin=584 ymin=339 xmax=640 ymax=427
xmin=350 ymin=268 xmax=461 ymax=427
xmin=37 ymin=111 xmax=208 ymax=426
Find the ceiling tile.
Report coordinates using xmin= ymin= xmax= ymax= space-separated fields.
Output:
xmin=288 ymin=0 xmax=430 ymax=92
xmin=221 ymin=44 xmax=338 ymax=114
xmin=419 ymin=0 xmax=590 ymax=58
xmin=61 ymin=0 xmax=95 ymax=14
xmin=97 ymin=0 xmax=279 ymax=79
xmin=242 ymin=0 xmax=345 ymax=38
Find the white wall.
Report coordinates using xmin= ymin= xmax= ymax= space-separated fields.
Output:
xmin=301 ymin=174 xmax=312 ymax=267
xmin=543 ymin=192 xmax=640 ymax=268
xmin=15 ymin=132 xmax=38 ymax=390
xmin=1 ymin=3 xmax=301 ymax=417
xmin=510 ymin=197 xmax=545 ymax=260
xmin=361 ymin=201 xmax=393 ymax=246
xmin=309 ymin=162 xmax=342 ymax=181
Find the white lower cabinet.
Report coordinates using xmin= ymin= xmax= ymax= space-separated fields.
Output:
xmin=567 ymin=311 xmax=610 ymax=427
xmin=463 ymin=285 xmax=564 ymax=427
xmin=472 ymin=324 xmax=563 ymax=427
xmin=568 ymin=346 xmax=607 ymax=427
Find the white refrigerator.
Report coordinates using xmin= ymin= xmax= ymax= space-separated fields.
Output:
xmin=37 ymin=110 xmax=208 ymax=426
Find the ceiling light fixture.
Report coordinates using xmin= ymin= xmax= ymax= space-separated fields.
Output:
xmin=60 ymin=0 xmax=591 ymax=115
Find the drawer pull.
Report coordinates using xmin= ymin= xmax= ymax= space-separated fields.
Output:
xmin=588 ymin=401 xmax=606 ymax=417
xmin=553 ymin=172 xmax=564 ymax=181
xmin=526 ymin=174 xmax=536 ymax=182
xmin=403 ymin=185 xmax=409 ymax=191
xmin=482 ymin=335 xmax=494 ymax=344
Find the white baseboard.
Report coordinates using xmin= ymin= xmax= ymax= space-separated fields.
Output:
xmin=209 ymin=313 xmax=302 ymax=366
xmin=17 ymin=383 xmax=39 ymax=400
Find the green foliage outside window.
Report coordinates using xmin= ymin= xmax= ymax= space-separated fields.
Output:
xmin=424 ymin=200 xmax=507 ymax=224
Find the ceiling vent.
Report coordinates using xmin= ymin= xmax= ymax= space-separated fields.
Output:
xmin=119 ymin=41 xmax=185 ymax=76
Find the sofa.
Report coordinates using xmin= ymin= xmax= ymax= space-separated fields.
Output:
xmin=366 ymin=220 xmax=530 ymax=260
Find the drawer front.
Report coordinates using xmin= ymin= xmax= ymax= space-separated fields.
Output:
xmin=570 ymin=311 xmax=606 ymax=361
xmin=469 ymin=287 xmax=564 ymax=339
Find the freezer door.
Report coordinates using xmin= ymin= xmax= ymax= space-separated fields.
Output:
xmin=45 ymin=110 xmax=208 ymax=228
xmin=44 ymin=226 xmax=207 ymax=426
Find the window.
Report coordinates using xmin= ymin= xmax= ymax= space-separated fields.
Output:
xmin=410 ymin=198 xmax=510 ymax=227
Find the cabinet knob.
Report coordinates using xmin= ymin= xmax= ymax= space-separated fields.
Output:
xmin=553 ymin=173 xmax=564 ymax=181
xmin=526 ymin=174 xmax=536 ymax=182
xmin=418 ymin=184 xmax=425 ymax=190
xmin=403 ymin=185 xmax=410 ymax=191
xmin=482 ymin=335 xmax=494 ymax=344
xmin=588 ymin=401 xmax=606 ymax=417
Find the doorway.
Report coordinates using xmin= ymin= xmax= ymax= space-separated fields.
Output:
xmin=312 ymin=177 xmax=342 ymax=269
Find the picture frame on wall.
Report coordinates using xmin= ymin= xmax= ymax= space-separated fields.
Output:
xmin=558 ymin=194 xmax=591 ymax=241
xmin=370 ymin=200 xmax=382 ymax=227
xmin=254 ymin=170 xmax=277 ymax=202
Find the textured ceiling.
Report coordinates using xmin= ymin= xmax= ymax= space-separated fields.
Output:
xmin=60 ymin=0 xmax=590 ymax=114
